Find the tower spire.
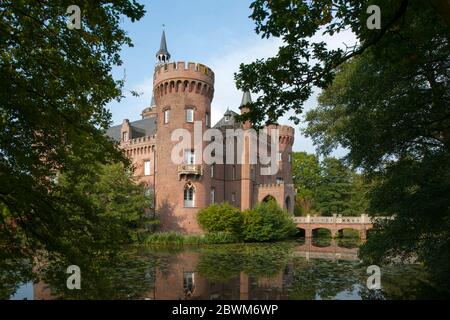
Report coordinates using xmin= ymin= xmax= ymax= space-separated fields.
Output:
xmin=240 ymin=90 xmax=252 ymax=107
xmin=156 ymin=25 xmax=171 ymax=64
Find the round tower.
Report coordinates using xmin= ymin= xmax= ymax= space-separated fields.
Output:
xmin=275 ymin=125 xmax=295 ymax=184
xmin=153 ymin=61 xmax=215 ymax=234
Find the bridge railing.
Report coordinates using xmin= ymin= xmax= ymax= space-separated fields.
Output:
xmin=292 ymin=214 xmax=389 ymax=225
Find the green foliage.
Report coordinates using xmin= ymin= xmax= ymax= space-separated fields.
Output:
xmin=57 ymin=162 xmax=156 ymax=244
xmin=237 ymin=0 xmax=449 ymax=288
xmin=0 ymin=1 xmax=145 ymax=261
xmin=235 ymin=0 xmax=449 ymax=128
xmin=292 ymin=152 xmax=369 ymax=216
xmin=292 ymin=152 xmax=321 ymax=215
xmin=242 ymin=201 xmax=297 ymax=242
xmin=141 ymin=231 xmax=239 ymax=246
xmin=315 ymin=158 xmax=357 ymax=216
xmin=197 ymin=203 xmax=243 ymax=236
xmin=299 ymin=2 xmax=450 ymax=289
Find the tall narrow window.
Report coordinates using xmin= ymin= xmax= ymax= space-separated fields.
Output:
xmin=278 ymin=152 xmax=282 ymax=161
xmin=164 ymin=109 xmax=170 ymax=124
xmin=186 ymin=108 xmax=194 ymax=123
xmin=288 ymin=153 xmax=292 ymax=163
xmin=184 ymin=183 xmax=195 ymax=208
xmin=144 ymin=160 xmax=151 ymax=176
xmin=183 ymin=272 xmax=195 ymax=295
xmin=122 ymin=131 xmax=128 ymax=142
xmin=184 ymin=149 xmax=195 ymax=164
xmin=205 ymin=113 xmax=210 ymax=127
xmin=232 ymin=165 xmax=236 ymax=180
xmin=231 ymin=192 xmax=236 ymax=202
xmin=211 ymin=188 xmax=215 ymax=204
xmin=211 ymin=163 xmax=215 ymax=178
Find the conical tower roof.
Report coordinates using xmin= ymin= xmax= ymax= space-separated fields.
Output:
xmin=240 ymin=91 xmax=252 ymax=107
xmin=156 ymin=28 xmax=171 ymax=63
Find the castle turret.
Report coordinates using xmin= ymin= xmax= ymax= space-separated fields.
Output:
xmin=141 ymin=95 xmax=157 ymax=119
xmin=156 ymin=28 xmax=171 ymax=64
xmin=239 ymin=91 xmax=253 ymax=210
xmin=239 ymin=90 xmax=252 ymax=130
xmin=153 ymin=35 xmax=215 ymax=233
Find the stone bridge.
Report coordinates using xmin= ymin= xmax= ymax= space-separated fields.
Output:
xmin=293 ymin=214 xmax=379 ymax=240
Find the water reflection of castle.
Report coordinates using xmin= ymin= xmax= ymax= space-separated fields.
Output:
xmin=143 ymin=252 xmax=294 ymax=300
xmin=33 ymin=240 xmax=359 ymax=300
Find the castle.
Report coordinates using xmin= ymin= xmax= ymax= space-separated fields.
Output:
xmin=106 ymin=30 xmax=295 ymax=234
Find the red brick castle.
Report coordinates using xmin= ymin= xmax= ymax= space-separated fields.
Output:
xmin=106 ymin=30 xmax=295 ymax=234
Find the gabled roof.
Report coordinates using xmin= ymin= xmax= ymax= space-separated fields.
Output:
xmin=213 ymin=109 xmax=241 ymax=129
xmin=106 ymin=117 xmax=157 ymax=142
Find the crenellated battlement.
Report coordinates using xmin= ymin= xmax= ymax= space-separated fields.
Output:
xmin=154 ymin=61 xmax=214 ymax=80
xmin=265 ymin=124 xmax=295 ymax=145
xmin=153 ymin=61 xmax=215 ymax=102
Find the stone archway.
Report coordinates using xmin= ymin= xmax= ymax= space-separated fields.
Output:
xmin=262 ymin=195 xmax=276 ymax=203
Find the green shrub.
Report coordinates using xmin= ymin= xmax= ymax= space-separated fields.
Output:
xmin=242 ymin=200 xmax=297 ymax=242
xmin=197 ymin=203 xmax=243 ymax=236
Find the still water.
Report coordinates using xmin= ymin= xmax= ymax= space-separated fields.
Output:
xmin=5 ymin=238 xmax=444 ymax=300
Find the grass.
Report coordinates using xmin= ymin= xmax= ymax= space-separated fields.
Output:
xmin=141 ymin=231 xmax=239 ymax=246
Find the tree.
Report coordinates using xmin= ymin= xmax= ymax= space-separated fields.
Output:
xmin=291 ymin=152 xmax=320 ymax=215
xmin=237 ymin=0 xmax=449 ymax=288
xmin=0 ymin=1 xmax=145 ymax=261
xmin=291 ymin=152 xmax=368 ymax=216
xmin=235 ymin=0 xmax=450 ymax=128
xmin=304 ymin=30 xmax=449 ymax=288
xmin=241 ymin=200 xmax=297 ymax=242
xmin=197 ymin=203 xmax=243 ymax=236
xmin=57 ymin=163 xmax=155 ymax=244
xmin=315 ymin=157 xmax=355 ymax=216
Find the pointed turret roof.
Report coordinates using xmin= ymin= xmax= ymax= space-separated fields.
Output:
xmin=240 ymin=91 xmax=252 ymax=107
xmin=156 ymin=28 xmax=171 ymax=63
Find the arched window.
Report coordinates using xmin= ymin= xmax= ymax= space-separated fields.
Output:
xmin=184 ymin=182 xmax=195 ymax=208
xmin=285 ymin=196 xmax=291 ymax=212
xmin=210 ymin=188 xmax=215 ymax=204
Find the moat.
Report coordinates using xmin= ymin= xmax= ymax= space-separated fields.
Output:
xmin=6 ymin=239 xmax=445 ymax=300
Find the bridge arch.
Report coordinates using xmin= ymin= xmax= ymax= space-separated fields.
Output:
xmin=336 ymin=227 xmax=360 ymax=238
xmin=295 ymin=227 xmax=306 ymax=237
xmin=312 ymin=227 xmax=332 ymax=238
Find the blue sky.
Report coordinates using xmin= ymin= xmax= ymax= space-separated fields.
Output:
xmin=107 ymin=0 xmax=354 ymax=156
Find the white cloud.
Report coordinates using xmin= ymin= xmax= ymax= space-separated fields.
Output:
xmin=207 ymin=28 xmax=356 ymax=155
xmin=206 ymin=37 xmax=283 ymax=125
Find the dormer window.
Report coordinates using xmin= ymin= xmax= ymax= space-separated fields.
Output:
xmin=224 ymin=115 xmax=230 ymax=122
